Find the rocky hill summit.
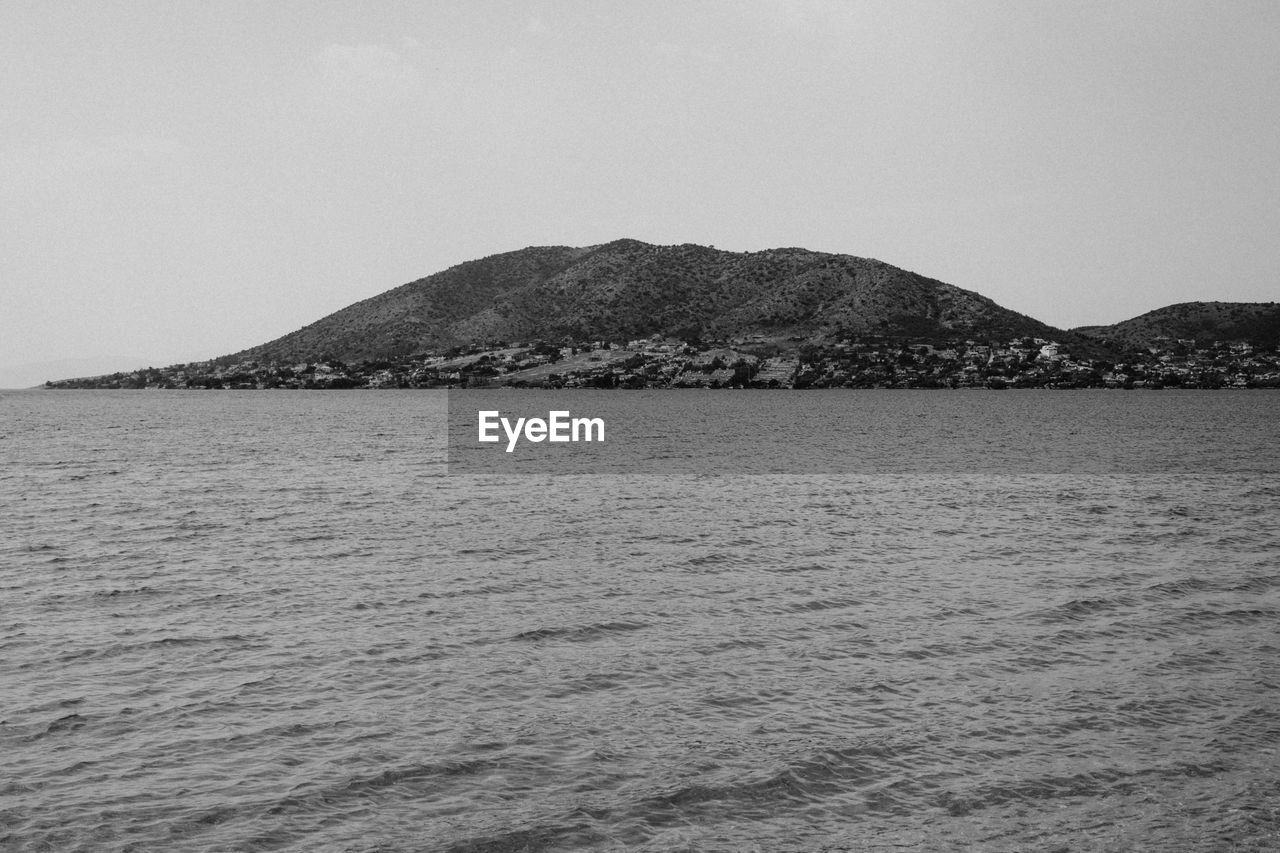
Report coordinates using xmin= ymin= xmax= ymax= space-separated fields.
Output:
xmin=223 ymin=239 xmax=1093 ymax=364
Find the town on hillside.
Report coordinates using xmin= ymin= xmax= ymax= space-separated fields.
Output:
xmin=44 ymin=335 xmax=1280 ymax=391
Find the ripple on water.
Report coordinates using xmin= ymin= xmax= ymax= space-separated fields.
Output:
xmin=3 ymin=392 xmax=1280 ymax=851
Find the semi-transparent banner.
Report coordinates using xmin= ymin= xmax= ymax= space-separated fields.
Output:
xmin=445 ymin=389 xmax=1279 ymax=476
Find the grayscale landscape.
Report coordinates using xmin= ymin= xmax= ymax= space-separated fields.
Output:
xmin=4 ymin=4 xmax=1278 ymax=851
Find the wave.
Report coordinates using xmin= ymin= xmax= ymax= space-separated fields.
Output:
xmin=511 ymin=620 xmax=649 ymax=643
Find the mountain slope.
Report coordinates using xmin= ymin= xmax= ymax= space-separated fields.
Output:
xmin=225 ymin=239 xmax=1094 ymax=363
xmin=1073 ymin=302 xmax=1280 ymax=351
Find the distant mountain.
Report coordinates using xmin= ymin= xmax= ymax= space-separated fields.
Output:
xmin=222 ymin=239 xmax=1101 ymax=364
xmin=1073 ymin=302 xmax=1280 ymax=351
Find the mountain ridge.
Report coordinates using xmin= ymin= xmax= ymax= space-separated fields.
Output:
xmin=223 ymin=239 xmax=1107 ymax=364
xmin=35 ymin=240 xmax=1280 ymax=389
xmin=1073 ymin=301 xmax=1280 ymax=351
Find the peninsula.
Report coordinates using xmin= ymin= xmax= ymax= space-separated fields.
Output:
xmin=43 ymin=240 xmax=1280 ymax=390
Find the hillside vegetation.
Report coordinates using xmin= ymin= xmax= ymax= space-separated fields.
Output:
xmin=1074 ymin=302 xmax=1280 ymax=351
xmin=225 ymin=239 xmax=1096 ymax=363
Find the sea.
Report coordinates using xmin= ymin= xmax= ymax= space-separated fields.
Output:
xmin=2 ymin=389 xmax=1278 ymax=852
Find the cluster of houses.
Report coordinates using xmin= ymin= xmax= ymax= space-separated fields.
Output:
xmin=45 ymin=335 xmax=1280 ymax=390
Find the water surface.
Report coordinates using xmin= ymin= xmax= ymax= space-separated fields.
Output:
xmin=2 ymin=390 xmax=1278 ymax=851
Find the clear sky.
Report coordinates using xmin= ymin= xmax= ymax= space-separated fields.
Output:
xmin=3 ymin=0 xmax=1278 ymax=383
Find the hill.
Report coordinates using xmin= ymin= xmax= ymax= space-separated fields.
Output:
xmin=1073 ymin=302 xmax=1280 ymax=351
xmin=222 ymin=239 xmax=1098 ymax=364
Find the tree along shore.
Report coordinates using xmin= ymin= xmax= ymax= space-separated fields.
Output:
xmin=45 ymin=335 xmax=1280 ymax=390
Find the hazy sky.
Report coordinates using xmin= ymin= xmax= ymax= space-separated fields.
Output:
xmin=4 ymin=0 xmax=1278 ymax=381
